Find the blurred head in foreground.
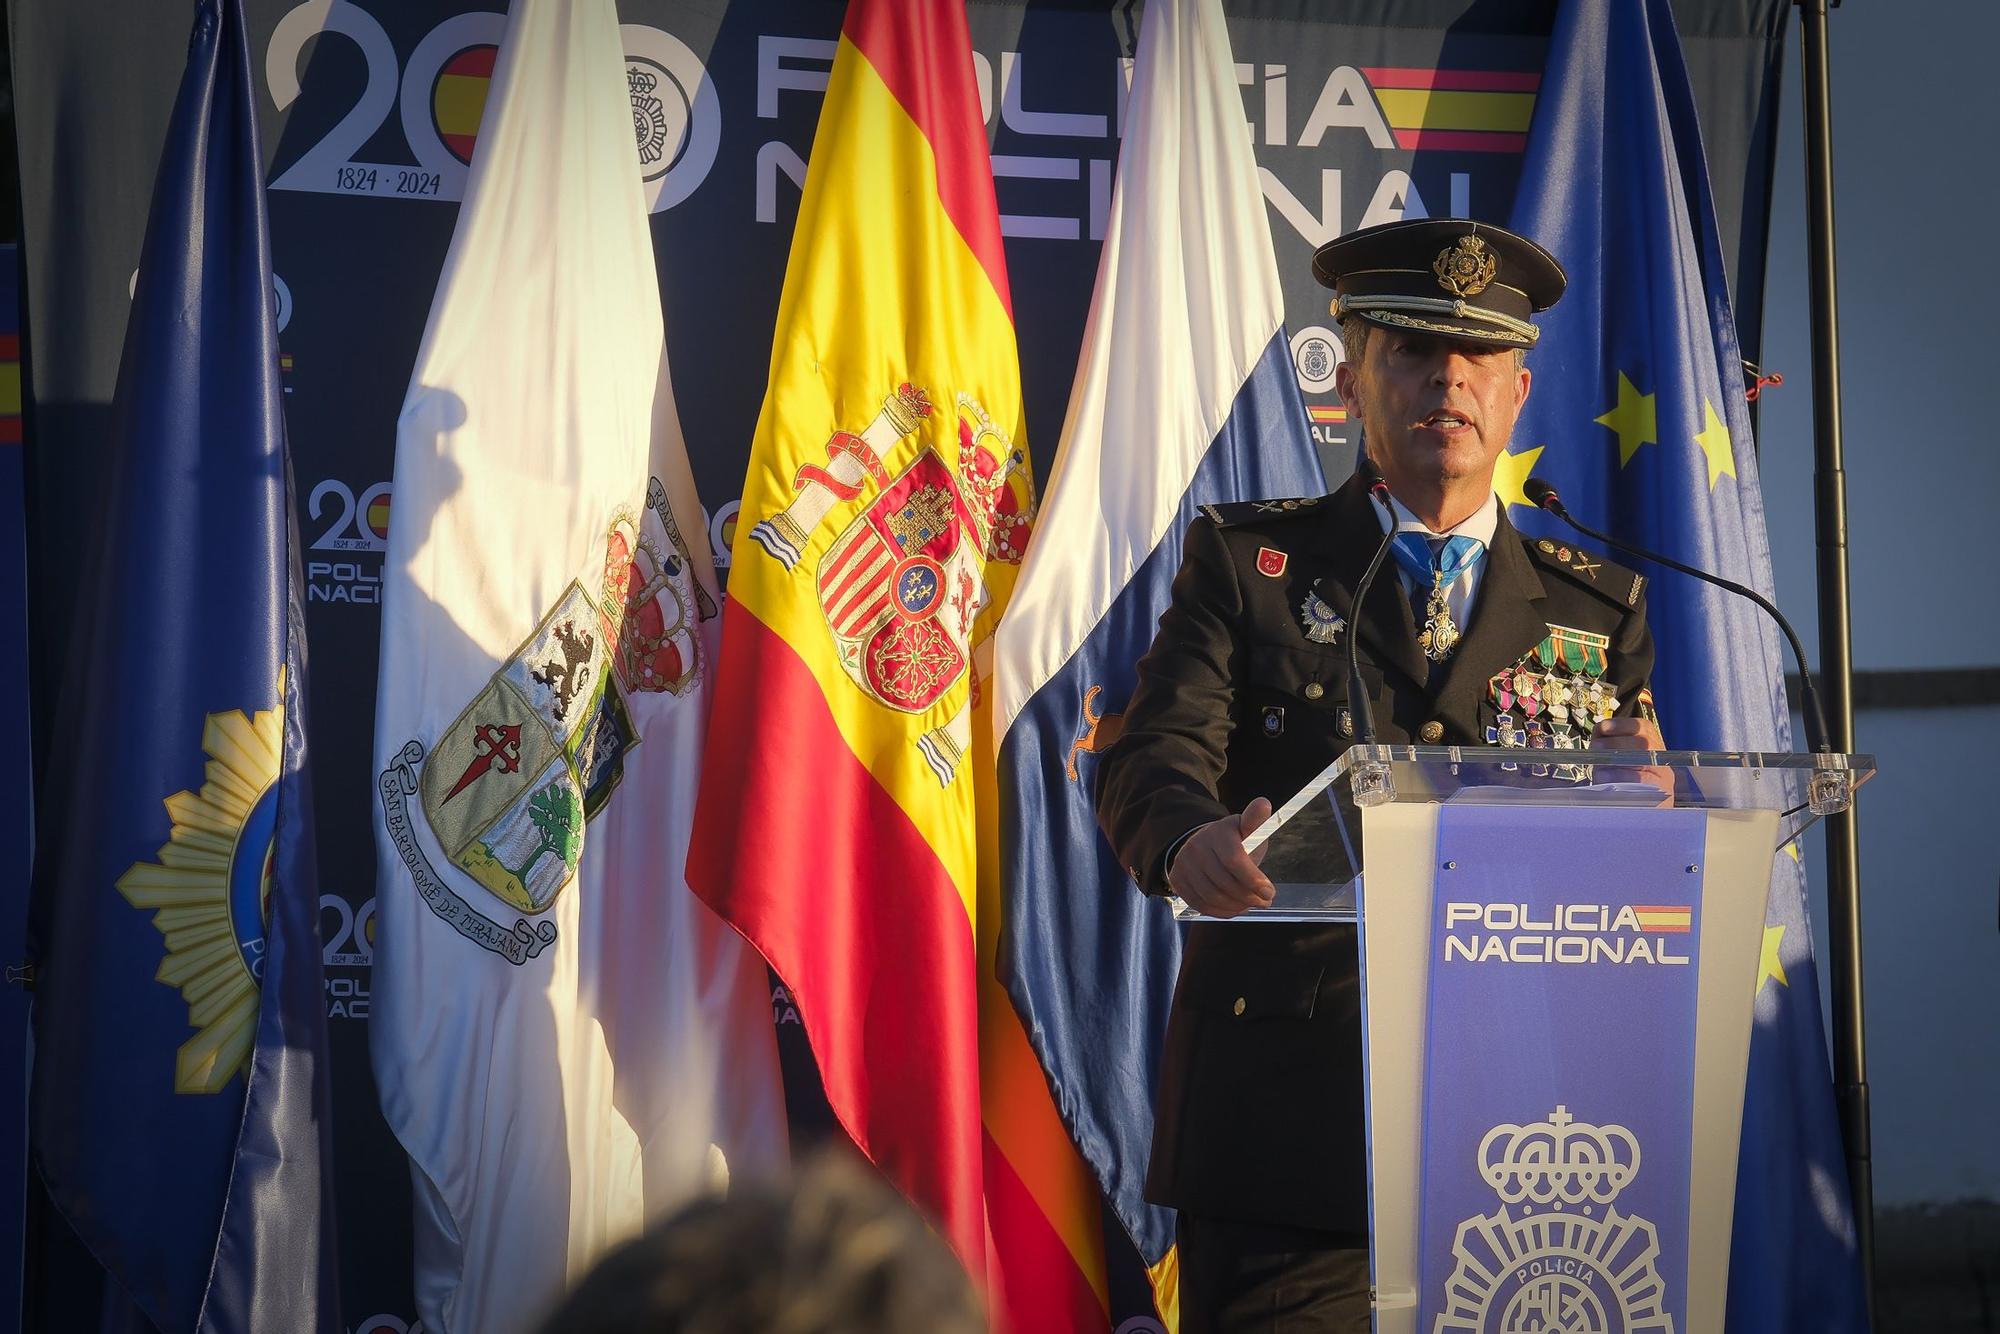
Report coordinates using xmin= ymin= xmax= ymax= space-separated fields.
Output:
xmin=536 ymin=1151 xmax=986 ymax=1334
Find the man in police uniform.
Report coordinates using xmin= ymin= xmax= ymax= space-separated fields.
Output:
xmin=1095 ymin=217 xmax=1666 ymax=1332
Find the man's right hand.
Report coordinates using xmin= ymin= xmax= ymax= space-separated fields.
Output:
xmin=1168 ymin=797 xmax=1276 ymax=918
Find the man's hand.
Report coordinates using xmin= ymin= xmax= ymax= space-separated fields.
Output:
xmin=1589 ymin=715 xmax=1673 ymax=798
xmin=1168 ymin=798 xmax=1276 ymax=918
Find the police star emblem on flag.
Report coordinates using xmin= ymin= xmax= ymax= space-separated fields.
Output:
xmin=116 ymin=679 xmax=289 ymax=1094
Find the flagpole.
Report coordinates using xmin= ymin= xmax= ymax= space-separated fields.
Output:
xmin=1797 ymin=0 xmax=1875 ymax=1317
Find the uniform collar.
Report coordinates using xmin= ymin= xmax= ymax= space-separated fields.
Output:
xmin=1308 ymin=473 xmax=1554 ymax=706
xmin=1368 ymin=487 xmax=1500 ymax=550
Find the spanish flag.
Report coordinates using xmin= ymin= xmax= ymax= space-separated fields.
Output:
xmin=687 ymin=1 xmax=1108 ymax=1327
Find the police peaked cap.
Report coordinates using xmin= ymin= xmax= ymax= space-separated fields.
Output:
xmin=1312 ymin=218 xmax=1567 ymax=349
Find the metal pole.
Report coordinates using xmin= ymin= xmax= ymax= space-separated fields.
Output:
xmin=1797 ymin=0 xmax=1875 ymax=1320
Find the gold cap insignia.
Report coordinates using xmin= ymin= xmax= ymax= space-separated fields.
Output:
xmin=1433 ymin=233 xmax=1499 ymax=298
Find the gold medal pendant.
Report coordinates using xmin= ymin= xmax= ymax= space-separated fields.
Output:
xmin=1418 ymin=578 xmax=1460 ymax=661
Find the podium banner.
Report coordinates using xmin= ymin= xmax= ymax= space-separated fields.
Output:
xmin=1418 ymin=804 xmax=1708 ymax=1332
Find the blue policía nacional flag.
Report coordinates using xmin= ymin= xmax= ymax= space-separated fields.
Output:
xmin=1504 ymin=0 xmax=1868 ymax=1328
xmin=26 ymin=1 xmax=338 ymax=1330
xmin=991 ymin=0 xmax=1324 ymax=1313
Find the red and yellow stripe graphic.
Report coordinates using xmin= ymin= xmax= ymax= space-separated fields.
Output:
xmin=1363 ymin=67 xmax=1539 ymax=153
xmin=1633 ymin=904 xmax=1694 ymax=933
xmin=0 ymin=334 xmax=20 ymax=444
xmin=687 ymin=2 xmax=1108 ymax=1328
xmin=364 ymin=490 xmax=391 ymax=543
xmin=1307 ymin=404 xmax=1348 ymax=424
xmin=433 ymin=46 xmax=497 ymax=164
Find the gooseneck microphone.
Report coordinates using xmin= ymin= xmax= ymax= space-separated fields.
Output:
xmin=1345 ymin=459 xmax=1398 ymax=745
xmin=1522 ymin=476 xmax=1832 ymax=754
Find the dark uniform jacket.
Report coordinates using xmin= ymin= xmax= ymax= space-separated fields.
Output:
xmin=1094 ymin=471 xmax=1655 ymax=1235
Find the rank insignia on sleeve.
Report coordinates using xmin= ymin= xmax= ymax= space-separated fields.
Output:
xmin=1298 ymin=587 xmax=1345 ymax=644
xmin=1256 ymin=546 xmax=1289 ymax=578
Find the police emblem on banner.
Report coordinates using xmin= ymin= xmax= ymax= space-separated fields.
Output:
xmin=117 ymin=681 xmax=287 ymax=1093
xmin=1432 ymin=1106 xmax=1673 ymax=1334
xmin=748 ymin=382 xmax=1037 ymax=786
xmin=378 ymin=485 xmax=701 ymax=965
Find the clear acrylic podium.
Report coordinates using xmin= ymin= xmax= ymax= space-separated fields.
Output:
xmin=1170 ymin=745 xmax=1875 ymax=1334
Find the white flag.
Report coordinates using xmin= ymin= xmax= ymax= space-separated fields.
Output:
xmin=990 ymin=0 xmax=1326 ymax=1296
xmin=369 ymin=2 xmax=786 ymax=1330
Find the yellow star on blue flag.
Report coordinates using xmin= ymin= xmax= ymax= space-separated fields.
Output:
xmin=1694 ymin=397 xmax=1736 ymax=489
xmin=1492 ymin=444 xmax=1546 ymax=512
xmin=1595 ymin=370 xmax=1657 ymax=466
xmin=1757 ymin=923 xmax=1789 ymax=995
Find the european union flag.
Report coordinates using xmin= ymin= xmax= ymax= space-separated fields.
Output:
xmin=27 ymin=2 xmax=339 ymax=1329
xmin=1506 ymin=0 xmax=1868 ymax=1328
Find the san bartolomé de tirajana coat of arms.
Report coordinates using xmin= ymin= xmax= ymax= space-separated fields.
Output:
xmin=378 ymin=476 xmax=715 ymax=965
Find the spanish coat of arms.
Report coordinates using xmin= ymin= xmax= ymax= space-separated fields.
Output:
xmin=747 ymin=382 xmax=1036 ymax=785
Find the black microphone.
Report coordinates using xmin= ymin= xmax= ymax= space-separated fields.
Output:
xmin=1345 ymin=458 xmax=1398 ymax=746
xmin=1523 ymin=476 xmax=1832 ymax=754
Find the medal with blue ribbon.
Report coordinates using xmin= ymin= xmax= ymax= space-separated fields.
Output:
xmin=1391 ymin=531 xmax=1486 ymax=662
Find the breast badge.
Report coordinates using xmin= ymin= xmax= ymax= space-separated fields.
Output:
xmin=1298 ymin=586 xmax=1346 ymax=645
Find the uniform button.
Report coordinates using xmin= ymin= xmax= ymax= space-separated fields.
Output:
xmin=1304 ymin=682 xmax=1324 ymax=700
xmin=1419 ymin=720 xmax=1445 ymax=743
xmin=1232 ymin=997 xmax=1247 ymax=1016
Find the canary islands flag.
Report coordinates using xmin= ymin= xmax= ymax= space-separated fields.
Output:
xmin=26 ymin=1 xmax=338 ymax=1328
xmin=1505 ymin=0 xmax=1868 ymax=1327
xmin=685 ymin=1 xmax=1108 ymax=1326
xmin=992 ymin=0 xmax=1325 ymax=1319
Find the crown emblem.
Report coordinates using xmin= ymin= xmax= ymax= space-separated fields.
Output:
xmin=1478 ymin=1104 xmax=1641 ymax=1208
xmin=627 ymin=67 xmax=657 ymax=96
xmin=1433 ymin=232 xmax=1500 ymax=298
xmin=953 ymin=393 xmax=1034 ymax=565
xmin=1432 ymin=1106 xmax=1671 ymax=1332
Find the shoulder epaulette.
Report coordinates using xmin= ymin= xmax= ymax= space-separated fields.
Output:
xmin=1525 ymin=536 xmax=1646 ymax=609
xmin=1196 ymin=495 xmax=1327 ymax=528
